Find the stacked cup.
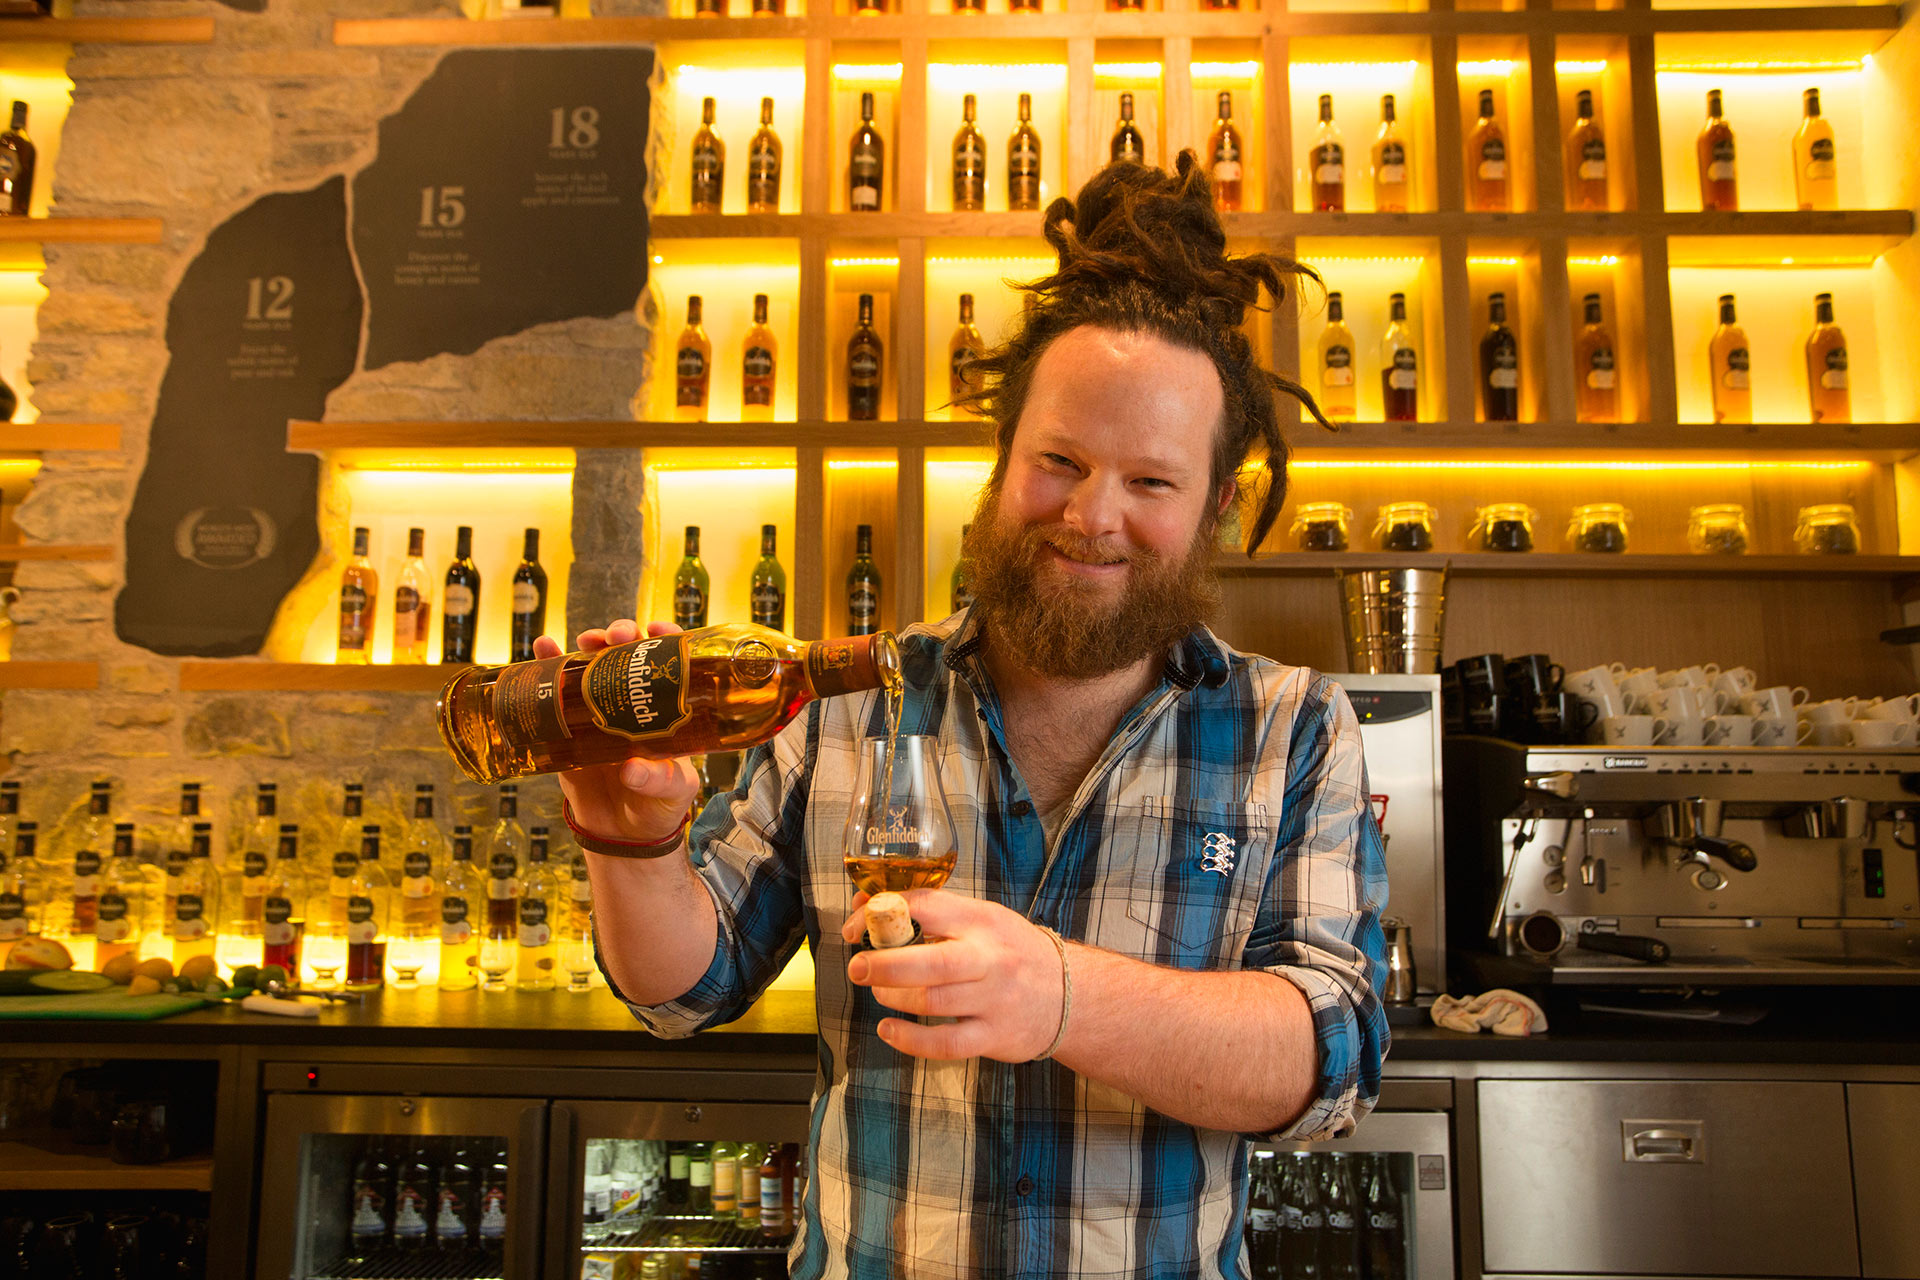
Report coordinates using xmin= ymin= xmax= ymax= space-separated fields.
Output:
xmin=1800 ymin=693 xmax=1918 ymax=747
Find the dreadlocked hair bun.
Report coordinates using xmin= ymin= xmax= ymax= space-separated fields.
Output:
xmin=955 ymin=150 xmax=1329 ymax=557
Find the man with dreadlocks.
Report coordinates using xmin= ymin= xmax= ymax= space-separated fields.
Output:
xmin=546 ymin=153 xmax=1390 ymax=1279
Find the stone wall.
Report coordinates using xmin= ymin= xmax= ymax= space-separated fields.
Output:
xmin=2 ymin=0 xmax=663 ymax=847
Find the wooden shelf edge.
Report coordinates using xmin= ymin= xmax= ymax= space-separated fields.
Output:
xmin=0 ymin=16 xmax=215 ymax=43
xmin=0 ymin=218 xmax=164 ymax=245
xmin=289 ymin=419 xmax=995 ymax=450
xmin=178 ymin=662 xmax=459 ymax=693
xmin=1217 ymin=552 xmax=1920 ymax=579
xmin=0 ymin=544 xmax=113 ymax=562
xmin=0 ymin=1132 xmax=212 ymax=1192
xmin=0 ymin=423 xmax=121 ymax=452
xmin=0 ymin=661 xmax=100 ymax=690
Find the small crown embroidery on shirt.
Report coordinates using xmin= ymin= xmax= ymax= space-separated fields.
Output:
xmin=1199 ymin=832 xmax=1236 ymax=877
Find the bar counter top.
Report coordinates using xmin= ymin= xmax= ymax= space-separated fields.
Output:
xmin=8 ymin=982 xmax=1919 ymax=1067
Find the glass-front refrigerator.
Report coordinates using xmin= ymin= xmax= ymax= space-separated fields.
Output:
xmin=549 ymin=1100 xmax=814 ymax=1280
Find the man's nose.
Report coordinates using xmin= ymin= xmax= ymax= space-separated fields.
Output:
xmin=1061 ymin=474 xmax=1125 ymax=539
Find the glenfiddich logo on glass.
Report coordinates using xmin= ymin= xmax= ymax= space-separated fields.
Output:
xmin=866 ymin=804 xmax=928 ymax=847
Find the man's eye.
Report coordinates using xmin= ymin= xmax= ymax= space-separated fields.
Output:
xmin=1136 ymin=477 xmax=1172 ymax=489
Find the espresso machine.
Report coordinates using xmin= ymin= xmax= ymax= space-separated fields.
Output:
xmin=1444 ymin=737 xmax=1920 ymax=986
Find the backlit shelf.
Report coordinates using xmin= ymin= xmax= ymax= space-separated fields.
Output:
xmin=0 ymin=1130 xmax=212 ymax=1193
xmin=0 ymin=423 xmax=122 ymax=452
xmin=1291 ymin=422 xmax=1920 ymax=460
xmin=1218 ymin=552 xmax=1920 ymax=580
xmin=0 ymin=219 xmax=163 ymax=245
xmin=178 ymin=663 xmax=456 ymax=693
xmin=289 ymin=419 xmax=993 ymax=451
xmin=0 ymin=543 xmax=113 ymax=562
xmin=0 ymin=661 xmax=99 ymax=690
xmin=0 ymin=16 xmax=215 ymax=42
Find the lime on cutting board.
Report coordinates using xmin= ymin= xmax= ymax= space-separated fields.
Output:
xmin=0 ymin=970 xmax=116 ymax=996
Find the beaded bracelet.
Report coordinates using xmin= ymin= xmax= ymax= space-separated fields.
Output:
xmin=563 ymin=799 xmax=689 ymax=860
xmin=1031 ymin=925 xmax=1074 ymax=1062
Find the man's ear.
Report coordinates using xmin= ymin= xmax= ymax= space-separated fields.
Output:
xmin=1215 ymin=477 xmax=1239 ymax=517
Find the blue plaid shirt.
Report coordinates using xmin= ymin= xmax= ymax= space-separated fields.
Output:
xmin=611 ymin=609 xmax=1390 ymax=1279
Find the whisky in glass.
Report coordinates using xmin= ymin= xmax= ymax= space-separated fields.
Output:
xmin=842 ymin=736 xmax=958 ymax=903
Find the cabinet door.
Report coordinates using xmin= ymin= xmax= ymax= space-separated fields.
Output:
xmin=1851 ymin=1083 xmax=1920 ymax=1279
xmin=1478 ymin=1079 xmax=1857 ymax=1277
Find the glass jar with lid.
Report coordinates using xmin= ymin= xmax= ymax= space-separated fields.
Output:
xmin=1793 ymin=503 xmax=1859 ymax=555
xmin=1289 ymin=502 xmax=1353 ymax=552
xmin=1372 ymin=501 xmax=1436 ymax=552
xmin=1688 ymin=503 xmax=1751 ymax=555
xmin=1469 ymin=502 xmax=1537 ymax=553
xmin=1567 ymin=502 xmax=1631 ymax=554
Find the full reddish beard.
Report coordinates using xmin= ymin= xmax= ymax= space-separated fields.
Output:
xmin=962 ymin=483 xmax=1222 ymax=682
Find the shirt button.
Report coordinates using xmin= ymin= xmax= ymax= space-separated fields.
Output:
xmin=1011 ymin=800 xmax=1033 ymax=818
xmin=1015 ymin=1176 xmax=1035 ymax=1197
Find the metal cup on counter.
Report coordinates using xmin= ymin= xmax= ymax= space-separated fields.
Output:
xmin=1382 ymin=918 xmax=1418 ymax=1005
xmin=1338 ymin=568 xmax=1448 ymax=675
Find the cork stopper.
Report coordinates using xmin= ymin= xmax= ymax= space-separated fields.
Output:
xmin=865 ymin=892 xmax=917 ymax=949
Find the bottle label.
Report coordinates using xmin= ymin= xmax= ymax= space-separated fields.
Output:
xmin=333 ymin=850 xmax=360 ymax=879
xmin=264 ymin=896 xmax=296 ymax=946
xmin=393 ymin=1185 xmax=430 ymax=1240
xmin=1247 ymin=1208 xmax=1278 ymax=1232
xmin=445 ymin=584 xmax=476 ymax=618
xmin=1479 ymin=137 xmax=1506 ymax=180
xmin=1314 ymin=144 xmax=1344 ymax=187
xmin=1326 ymin=1208 xmax=1356 ymax=1231
xmin=511 ymin=581 xmax=541 ymax=617
xmin=1116 ymin=137 xmax=1143 ymax=164
xmin=572 ymin=875 xmax=593 ymax=904
xmin=676 ymin=348 xmax=709 ymax=407
xmin=72 ymin=849 xmax=102 ymax=899
xmin=690 ymin=1161 xmax=713 ymax=1189
xmin=751 ymin=582 xmax=785 ymax=625
xmin=749 ymin=143 xmax=780 ymax=198
xmin=0 ymin=892 xmax=24 ymax=940
xmin=402 ymin=856 xmax=433 ymax=900
xmin=851 ymin=182 xmax=880 ymax=210
xmin=174 ymin=893 xmax=208 ymax=940
xmin=1280 ymin=1206 xmax=1304 ymax=1231
xmin=352 ymin=1187 xmax=386 ymax=1238
xmin=489 ymin=852 xmax=518 ymax=898
xmin=714 ymin=1158 xmax=738 ymax=1208
xmin=849 ymin=347 xmax=881 ymax=384
xmin=479 ymin=1188 xmax=507 ymax=1239
xmin=442 ymin=895 xmax=473 ymax=943
xmin=744 ymin=346 xmax=776 ymax=406
xmin=435 ymin=1189 xmax=467 ymax=1236
xmin=346 ymin=895 xmax=376 ymax=944
xmin=1490 ymin=349 xmax=1519 ymax=389
xmin=490 ymin=652 xmax=573 ymax=752
xmin=1807 ymin=137 xmax=1835 ymax=178
xmin=1368 ymin=1209 xmax=1401 ymax=1231
xmin=1725 ymin=349 xmax=1750 ymax=389
xmin=1389 ymin=347 xmax=1418 ymax=390
xmin=849 ymin=584 xmax=879 ymax=626
xmin=394 ymin=586 xmax=423 ymax=644
xmin=581 ymin=634 xmax=693 ymax=741
xmin=1822 ymin=347 xmax=1848 ymax=389
xmin=95 ymin=892 xmax=132 ymax=942
xmin=1377 ymin=141 xmax=1406 ymax=185
xmin=673 ymin=583 xmax=706 ymax=628
xmin=518 ymin=896 xmax=551 ymax=947
xmin=1300 ymin=1209 xmax=1325 ymax=1231
xmin=339 ymin=585 xmax=370 ymax=649
xmin=1211 ymin=159 xmax=1241 ymax=183
xmin=1580 ymin=137 xmax=1607 ymax=180
xmin=1323 ymin=345 xmax=1353 ymax=386
xmin=760 ymin=1171 xmax=783 ymax=1222
xmin=1709 ymin=138 xmax=1736 ymax=181
xmin=951 ymin=344 xmax=980 ymax=397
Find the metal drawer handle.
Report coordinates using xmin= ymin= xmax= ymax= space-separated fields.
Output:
xmin=1624 ymin=1121 xmax=1705 ymax=1163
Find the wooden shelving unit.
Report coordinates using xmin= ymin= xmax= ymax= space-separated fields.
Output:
xmin=0 ymin=543 xmax=112 ymax=562
xmin=0 ymin=219 xmax=163 ymax=245
xmin=0 ymin=660 xmax=100 ymax=689
xmin=0 ymin=423 xmax=121 ymax=452
xmin=0 ymin=16 xmax=216 ymax=44
xmin=178 ymin=662 xmax=457 ymax=693
xmin=0 ymin=1129 xmax=214 ymax=1193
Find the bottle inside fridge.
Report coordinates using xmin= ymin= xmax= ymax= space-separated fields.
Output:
xmin=576 ymin=1137 xmax=804 ymax=1279
xmin=1245 ymin=1148 xmax=1415 ymax=1280
xmin=298 ymin=1132 xmax=513 ymax=1279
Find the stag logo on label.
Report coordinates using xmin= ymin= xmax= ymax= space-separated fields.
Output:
xmin=174 ymin=506 xmax=279 ymax=570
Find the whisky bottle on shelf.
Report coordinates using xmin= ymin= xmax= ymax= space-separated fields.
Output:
xmin=393 ymin=527 xmax=431 ymax=665
xmin=1697 ymin=89 xmax=1738 ymax=212
xmin=1206 ymin=92 xmax=1243 ymax=212
xmin=1574 ymin=292 xmax=1618 ymax=424
xmin=1467 ymin=89 xmax=1509 ymax=212
xmin=1310 ymin=94 xmax=1345 ymax=213
xmin=695 ymin=0 xmax=723 ymax=15
xmin=1709 ymin=293 xmax=1752 ymax=425
xmin=344 ymin=825 xmax=390 ymax=991
xmin=1794 ymin=87 xmax=1838 ymax=212
xmin=854 ymin=0 xmax=885 ymax=14
xmin=1565 ymin=89 xmax=1608 ymax=212
xmin=690 ymin=97 xmax=725 ymax=214
xmin=64 ymin=781 xmax=111 ymax=961
xmin=952 ymin=94 xmax=987 ymax=212
xmin=1108 ymin=0 xmax=1144 ymax=10
xmin=443 ymin=525 xmax=480 ymax=665
xmin=1805 ymin=292 xmax=1850 ymax=424
xmin=848 ymin=524 xmax=881 ymax=637
xmin=848 ymin=292 xmax=884 ymax=421
xmin=1008 ymin=93 xmax=1042 ymax=212
xmin=172 ymin=823 xmax=218 ymax=968
xmin=750 ymin=524 xmax=787 ymax=631
xmin=675 ymin=295 xmax=713 ymax=422
xmin=0 ymin=101 xmax=35 ymax=218
xmin=509 ymin=528 xmax=548 ymax=663
xmin=0 ymin=781 xmax=17 ymax=878
xmin=262 ymin=826 xmax=309 ymax=976
xmin=334 ymin=782 xmax=366 ymax=879
xmin=949 ymin=293 xmax=985 ymax=412
xmin=1480 ymin=291 xmax=1520 ymax=422
xmin=1372 ymin=94 xmax=1408 ymax=213
xmin=674 ymin=525 xmax=710 ymax=630
xmin=437 ymin=624 xmax=900 ymax=783
xmin=338 ymin=526 xmax=377 ymax=666
xmin=1380 ymin=292 xmax=1418 ymax=423
xmin=1317 ymin=292 xmax=1357 ymax=422
xmin=400 ymin=783 xmax=443 ymax=938
xmin=515 ymin=828 xmax=556 ymax=992
xmin=742 ymin=293 xmax=777 ymax=420
xmin=951 ymin=524 xmax=974 ymax=614
xmin=1009 ymin=0 xmax=1040 ymax=17
xmin=752 ymin=0 xmax=783 ymax=13
xmin=954 ymin=0 xmax=984 ymax=13
xmin=161 ymin=782 xmax=199 ymax=933
xmin=849 ymin=92 xmax=884 ymax=212
xmin=0 ymin=822 xmax=43 ymax=954
xmin=1112 ymin=93 xmax=1145 ymax=165
xmin=747 ymin=97 xmax=782 ymax=213
xmin=438 ymin=824 xmax=480 ymax=991
xmin=94 ymin=823 xmax=145 ymax=968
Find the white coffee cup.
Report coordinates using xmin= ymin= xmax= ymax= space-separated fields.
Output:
xmin=1616 ymin=668 xmax=1661 ymax=714
xmin=1712 ymin=668 xmax=1761 ymax=704
xmin=1753 ymin=715 xmax=1812 ymax=747
xmin=1744 ymin=685 xmax=1812 ymax=720
xmin=1862 ymin=695 xmax=1920 ymax=725
xmin=1650 ymin=685 xmax=1719 ymax=724
xmin=1603 ymin=714 xmax=1672 ymax=747
xmin=1659 ymin=718 xmax=1707 ymax=746
xmin=1704 ymin=714 xmax=1755 ymax=746
xmin=1659 ymin=664 xmax=1721 ymax=690
xmin=1848 ymin=719 xmax=1915 ymax=748
xmin=1807 ymin=720 xmax=1852 ymax=746
xmin=1803 ymin=697 xmax=1860 ymax=726
xmin=1565 ymin=666 xmax=1626 ymax=719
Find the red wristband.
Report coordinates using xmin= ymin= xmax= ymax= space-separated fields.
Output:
xmin=563 ymin=799 xmax=690 ymax=860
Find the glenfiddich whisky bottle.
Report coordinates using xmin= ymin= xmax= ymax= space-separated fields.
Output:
xmin=748 ymin=97 xmax=782 ymax=212
xmin=515 ymin=828 xmax=556 ymax=992
xmin=847 ymin=524 xmax=881 ymax=637
xmin=847 ymin=292 xmax=884 ymax=421
xmin=1709 ymin=293 xmax=1752 ymax=425
xmin=750 ymin=524 xmax=787 ymax=631
xmin=1697 ymin=89 xmax=1738 ymax=211
xmin=1565 ymin=90 xmax=1608 ymax=212
xmin=674 ymin=525 xmax=710 ymax=630
xmin=690 ymin=97 xmax=725 ymax=214
xmin=1479 ymin=292 xmax=1520 ymax=422
xmin=1380 ymin=292 xmax=1418 ymax=422
xmin=1111 ymin=93 xmax=1145 ymax=165
xmin=344 ymin=826 xmax=390 ymax=991
xmin=952 ymin=94 xmax=987 ymax=211
xmin=437 ymin=624 xmax=901 ymax=784
xmin=949 ymin=293 xmax=985 ymax=412
xmin=393 ymin=527 xmax=431 ymax=665
xmin=0 ymin=102 xmax=35 ymax=218
xmin=1467 ymin=89 xmax=1509 ymax=212
xmin=1372 ymin=95 xmax=1408 ymax=212
xmin=849 ymin=92 xmax=884 ymax=212
xmin=338 ymin=526 xmax=377 ymax=666
xmin=1310 ymin=94 xmax=1345 ymax=213
xmin=675 ymin=295 xmax=712 ymax=421
xmin=1007 ymin=93 xmax=1042 ymax=212
xmin=1793 ymin=87 xmax=1838 ymax=211
xmin=742 ymin=293 xmax=777 ymax=419
xmin=1574 ymin=293 xmax=1618 ymax=424
xmin=509 ymin=528 xmax=548 ymax=662
xmin=1805 ymin=292 xmax=1850 ymax=424
xmin=443 ymin=526 xmax=480 ymax=665
xmin=1206 ymin=92 xmax=1243 ymax=212
xmin=1317 ymin=292 xmax=1356 ymax=422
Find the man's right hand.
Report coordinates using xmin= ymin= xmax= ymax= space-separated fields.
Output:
xmin=534 ymin=619 xmax=702 ymax=846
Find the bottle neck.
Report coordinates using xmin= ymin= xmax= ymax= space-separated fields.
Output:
xmin=1815 ymin=298 xmax=1835 ymax=324
xmin=1478 ymin=93 xmax=1495 ymax=121
xmin=803 ymin=633 xmax=899 ymax=699
xmin=407 ymin=529 xmax=425 ymax=558
xmin=1585 ymin=300 xmax=1603 ymax=325
xmin=1707 ymin=92 xmax=1723 ymax=119
xmin=685 ymin=529 xmax=700 ymax=557
xmin=687 ymin=297 xmax=703 ymax=326
xmin=761 ymin=527 xmax=777 ymax=556
xmin=1381 ymin=96 xmax=1396 ymax=123
xmin=761 ymin=99 xmax=774 ymax=126
xmin=1489 ymin=299 xmax=1507 ymax=325
xmin=1719 ymin=300 xmax=1737 ymax=324
xmin=1120 ymin=95 xmax=1134 ymax=122
xmin=455 ymin=530 xmax=473 ymax=558
xmin=753 ymin=295 xmax=769 ymax=325
xmin=1327 ymin=295 xmax=1344 ymax=323
xmin=523 ymin=530 xmax=539 ymax=560
xmin=1805 ymin=92 xmax=1821 ymax=118
xmin=1389 ymin=297 xmax=1407 ymax=323
xmin=1318 ymin=98 xmax=1332 ymax=124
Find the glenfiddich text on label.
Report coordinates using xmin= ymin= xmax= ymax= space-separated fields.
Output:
xmin=582 ymin=634 xmax=693 ymax=740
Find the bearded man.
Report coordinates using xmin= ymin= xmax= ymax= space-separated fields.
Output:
xmin=549 ymin=154 xmax=1390 ymax=1280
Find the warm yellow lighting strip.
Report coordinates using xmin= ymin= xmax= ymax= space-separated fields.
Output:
xmin=348 ymin=461 xmax=577 ymax=474
xmin=832 ymin=63 xmax=904 ymax=82
xmin=1094 ymin=62 xmax=1163 ymax=80
xmin=1290 ymin=61 xmax=1421 ymax=85
xmin=831 ymin=257 xmax=901 ymax=268
xmin=1457 ymin=60 xmax=1518 ymax=77
xmin=645 ymin=464 xmax=798 ymax=475
xmin=1677 ymin=256 xmax=1879 ymax=269
xmin=1656 ymin=58 xmax=1865 ymax=74
xmin=1467 ymin=257 xmax=1521 ymax=267
xmin=1191 ymin=61 xmax=1263 ymax=80
xmin=828 ymin=459 xmax=898 ymax=471
xmin=1554 ymin=61 xmax=1608 ymax=75
xmin=1568 ymin=256 xmax=1621 ymax=267
xmin=1290 ymin=459 xmax=1873 ymax=474
xmin=671 ymin=66 xmax=807 ymax=93
xmin=930 ymin=63 xmax=1068 ymax=91
xmin=927 ymin=256 xmax=1056 ymax=270
xmin=1302 ymin=256 xmax=1428 ymax=266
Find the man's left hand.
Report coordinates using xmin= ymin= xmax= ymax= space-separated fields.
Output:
xmin=842 ymin=890 xmax=1066 ymax=1063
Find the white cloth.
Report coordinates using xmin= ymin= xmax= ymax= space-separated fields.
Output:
xmin=1431 ymin=988 xmax=1548 ymax=1036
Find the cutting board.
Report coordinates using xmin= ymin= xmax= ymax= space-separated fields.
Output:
xmin=0 ymin=990 xmax=209 ymax=1020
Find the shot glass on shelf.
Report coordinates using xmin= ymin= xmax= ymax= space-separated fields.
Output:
xmin=1688 ymin=504 xmax=1751 ymax=556
xmin=303 ymin=924 xmax=346 ymax=991
xmin=387 ymin=926 xmax=435 ymax=990
xmin=1793 ymin=503 xmax=1859 ymax=556
xmin=479 ymin=936 xmax=516 ymax=993
xmin=559 ymin=936 xmax=597 ymax=993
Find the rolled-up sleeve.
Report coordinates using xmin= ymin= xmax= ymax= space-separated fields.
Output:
xmin=1241 ymin=676 xmax=1391 ymax=1142
xmin=595 ymin=706 xmax=817 ymax=1038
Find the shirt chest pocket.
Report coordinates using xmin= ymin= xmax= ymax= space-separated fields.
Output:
xmin=1099 ymin=797 xmax=1272 ymax=971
